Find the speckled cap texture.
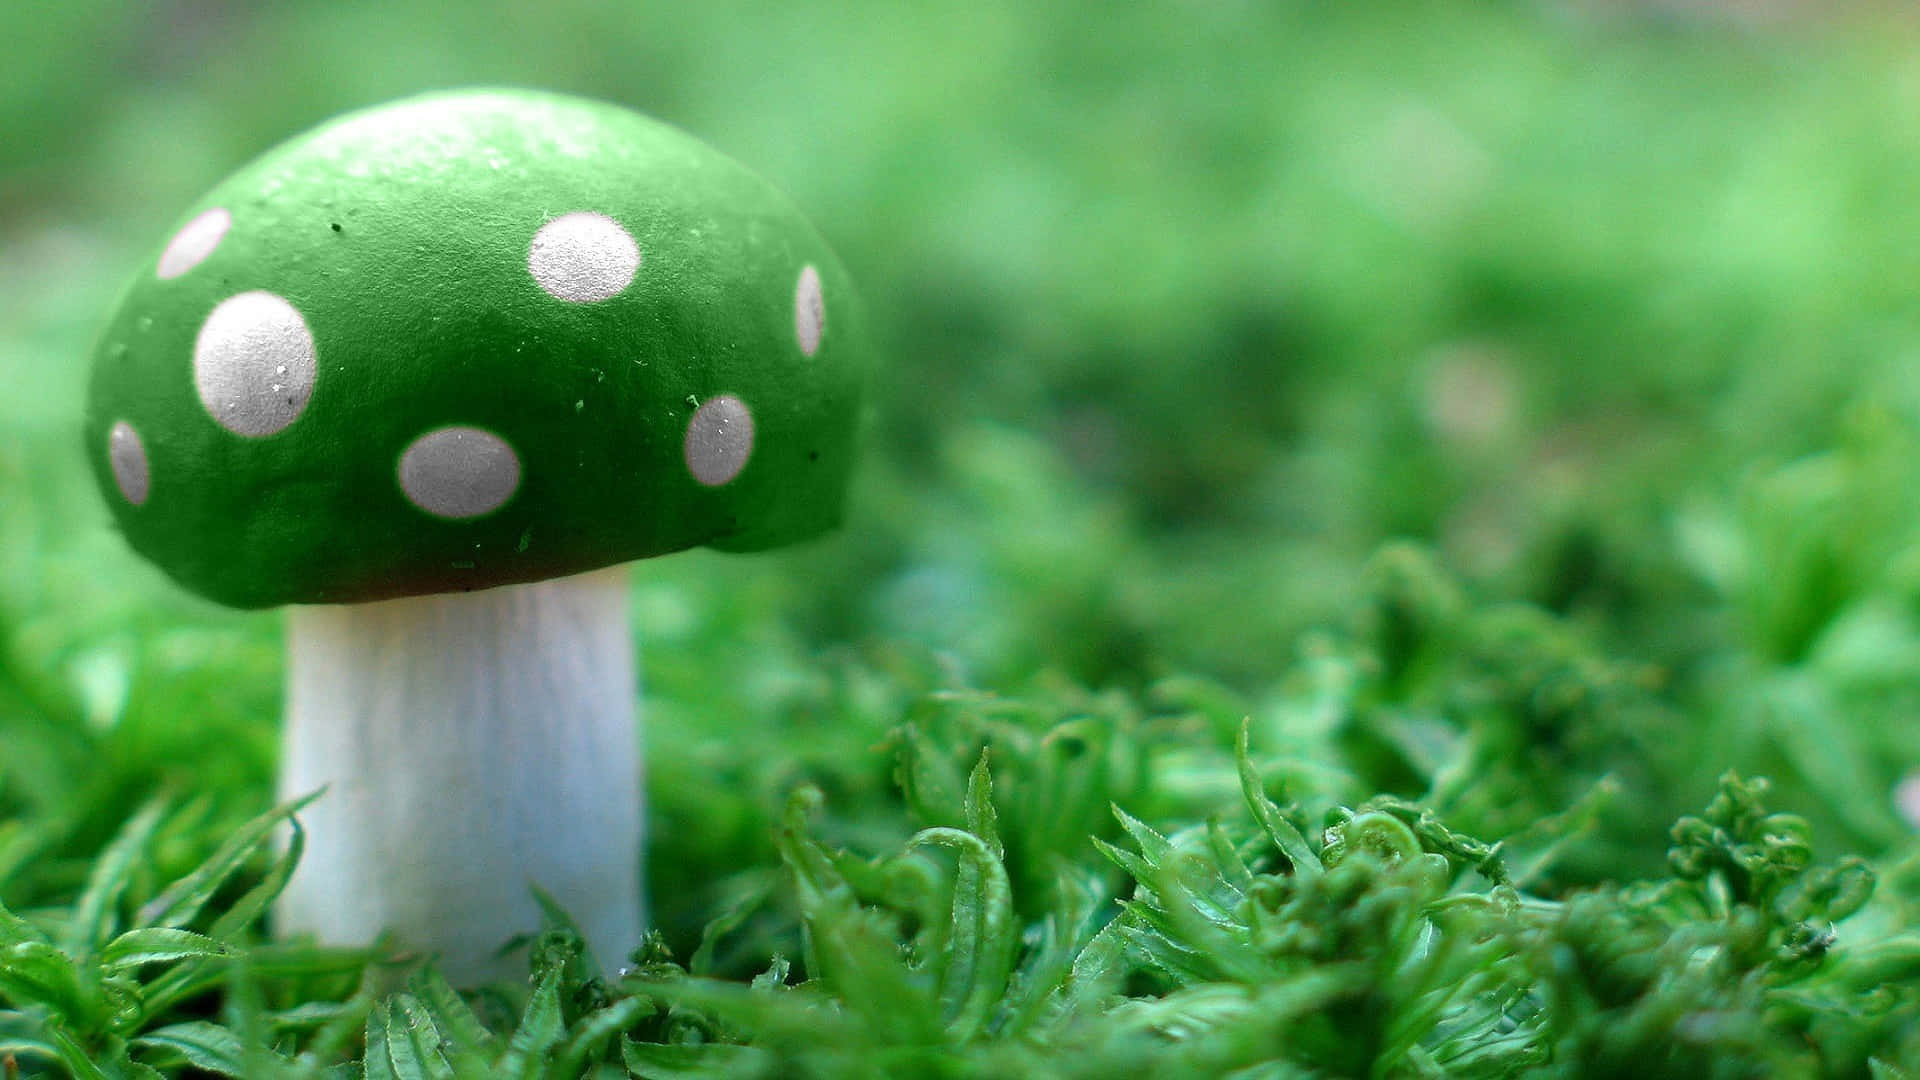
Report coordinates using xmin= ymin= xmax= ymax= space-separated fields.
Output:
xmin=85 ymin=89 xmax=869 ymax=608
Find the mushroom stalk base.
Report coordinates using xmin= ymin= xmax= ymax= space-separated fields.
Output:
xmin=278 ymin=566 xmax=642 ymax=985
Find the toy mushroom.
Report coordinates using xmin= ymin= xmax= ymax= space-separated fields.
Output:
xmin=84 ymin=90 xmax=868 ymax=983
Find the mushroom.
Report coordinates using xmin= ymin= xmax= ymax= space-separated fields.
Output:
xmin=84 ymin=89 xmax=869 ymax=983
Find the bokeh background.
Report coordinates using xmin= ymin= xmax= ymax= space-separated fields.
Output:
xmin=8 ymin=0 xmax=1920 ymax=948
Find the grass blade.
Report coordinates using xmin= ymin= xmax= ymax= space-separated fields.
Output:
xmin=0 ymin=898 xmax=48 ymax=949
xmin=208 ymin=816 xmax=305 ymax=943
xmin=65 ymin=798 xmax=168 ymax=957
xmin=131 ymin=1020 xmax=261 ymax=1078
xmin=0 ymin=943 xmax=99 ymax=1026
xmin=495 ymin=968 xmax=564 ymax=1079
xmin=405 ymin=969 xmax=496 ymax=1060
xmin=141 ymin=793 xmax=320 ymax=930
xmin=1237 ymin=721 xmax=1320 ymax=879
xmin=551 ymin=996 xmax=652 ymax=1076
xmin=99 ymin=927 xmax=232 ymax=971
xmin=621 ymin=1038 xmax=770 ymax=1078
xmin=963 ymin=750 xmax=1003 ymax=861
xmin=393 ymin=994 xmax=457 ymax=1080
xmin=362 ymin=1003 xmax=398 ymax=1080
xmin=906 ymin=827 xmax=1015 ymax=1041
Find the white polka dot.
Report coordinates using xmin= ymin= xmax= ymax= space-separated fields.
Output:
xmin=685 ymin=395 xmax=754 ymax=487
xmin=1896 ymin=772 xmax=1920 ymax=830
xmin=108 ymin=421 xmax=150 ymax=506
xmin=157 ymin=208 xmax=231 ymax=280
xmin=528 ymin=212 xmax=639 ymax=303
xmin=398 ymin=426 xmax=522 ymax=518
xmin=795 ymin=264 xmax=825 ymax=357
xmin=194 ymin=291 xmax=316 ymax=438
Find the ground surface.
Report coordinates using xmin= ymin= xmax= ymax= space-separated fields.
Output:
xmin=6 ymin=2 xmax=1920 ymax=1075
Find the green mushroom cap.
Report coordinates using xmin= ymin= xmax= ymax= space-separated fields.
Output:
xmin=85 ymin=89 xmax=870 ymax=608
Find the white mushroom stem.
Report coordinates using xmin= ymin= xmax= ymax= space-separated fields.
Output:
xmin=277 ymin=565 xmax=642 ymax=985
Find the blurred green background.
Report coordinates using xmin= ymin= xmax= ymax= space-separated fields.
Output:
xmin=9 ymin=0 xmax=1920 ymax=942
